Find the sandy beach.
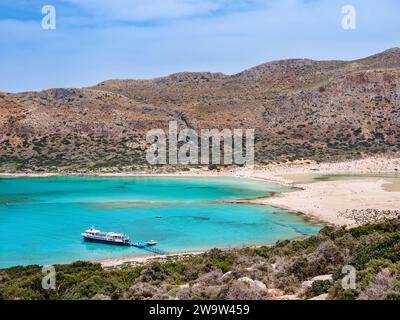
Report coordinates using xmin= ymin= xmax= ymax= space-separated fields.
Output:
xmin=100 ymin=251 xmax=205 ymax=268
xmin=239 ymin=178 xmax=400 ymax=226
xmin=241 ymin=156 xmax=400 ymax=227
xmin=2 ymin=155 xmax=400 ymax=266
xmin=2 ymin=155 xmax=400 ymax=227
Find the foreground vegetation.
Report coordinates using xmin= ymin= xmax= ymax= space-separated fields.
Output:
xmin=1 ymin=219 xmax=400 ymax=300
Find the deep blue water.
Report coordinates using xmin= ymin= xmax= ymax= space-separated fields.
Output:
xmin=0 ymin=177 xmax=320 ymax=267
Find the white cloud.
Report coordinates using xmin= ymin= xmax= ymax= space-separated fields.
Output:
xmin=1 ymin=0 xmax=399 ymax=92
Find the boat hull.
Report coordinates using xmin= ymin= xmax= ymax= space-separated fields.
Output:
xmin=83 ymin=236 xmax=131 ymax=246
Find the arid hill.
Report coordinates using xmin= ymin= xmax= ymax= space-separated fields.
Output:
xmin=1 ymin=48 xmax=400 ymax=172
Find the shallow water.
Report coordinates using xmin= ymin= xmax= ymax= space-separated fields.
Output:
xmin=283 ymin=173 xmax=400 ymax=192
xmin=0 ymin=177 xmax=320 ymax=268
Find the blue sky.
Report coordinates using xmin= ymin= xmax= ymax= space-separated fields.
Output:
xmin=0 ymin=0 xmax=399 ymax=92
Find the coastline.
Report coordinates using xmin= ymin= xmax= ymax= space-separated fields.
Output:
xmin=99 ymin=250 xmax=206 ymax=268
xmin=99 ymin=243 xmax=276 ymax=268
xmin=1 ymin=155 xmax=399 ymax=179
xmin=245 ymin=156 xmax=400 ymax=227
xmin=2 ymin=156 xmax=400 ymax=227
xmin=2 ymin=156 xmax=400 ymax=267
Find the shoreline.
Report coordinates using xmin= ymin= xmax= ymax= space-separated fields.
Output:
xmin=69 ymin=156 xmax=400 ymax=267
xmin=2 ymin=156 xmax=400 ymax=266
xmin=99 ymin=243 xmax=279 ymax=268
xmin=242 ymin=156 xmax=400 ymax=227
xmin=99 ymin=250 xmax=206 ymax=268
xmin=1 ymin=155 xmax=400 ymax=177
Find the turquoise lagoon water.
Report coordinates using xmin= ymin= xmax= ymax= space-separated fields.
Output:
xmin=0 ymin=177 xmax=320 ymax=268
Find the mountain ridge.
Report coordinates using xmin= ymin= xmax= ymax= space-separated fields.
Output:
xmin=91 ymin=48 xmax=400 ymax=88
xmin=1 ymin=48 xmax=400 ymax=172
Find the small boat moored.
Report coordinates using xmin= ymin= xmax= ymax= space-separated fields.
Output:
xmin=81 ymin=228 xmax=131 ymax=246
xmin=146 ymin=240 xmax=158 ymax=246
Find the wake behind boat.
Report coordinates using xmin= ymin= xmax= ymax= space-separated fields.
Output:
xmin=81 ymin=228 xmax=131 ymax=246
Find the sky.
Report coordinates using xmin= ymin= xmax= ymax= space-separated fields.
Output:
xmin=0 ymin=0 xmax=399 ymax=92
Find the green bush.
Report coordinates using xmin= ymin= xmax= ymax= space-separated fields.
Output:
xmin=354 ymin=233 xmax=400 ymax=268
xmin=307 ymin=280 xmax=332 ymax=298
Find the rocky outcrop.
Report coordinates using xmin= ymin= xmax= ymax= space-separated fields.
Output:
xmin=301 ymin=274 xmax=334 ymax=289
xmin=339 ymin=209 xmax=400 ymax=225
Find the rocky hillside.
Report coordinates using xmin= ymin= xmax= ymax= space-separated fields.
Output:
xmin=1 ymin=48 xmax=400 ymax=172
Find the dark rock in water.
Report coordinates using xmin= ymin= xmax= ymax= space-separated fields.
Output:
xmin=185 ymin=187 xmax=211 ymax=190
xmin=192 ymin=216 xmax=210 ymax=221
